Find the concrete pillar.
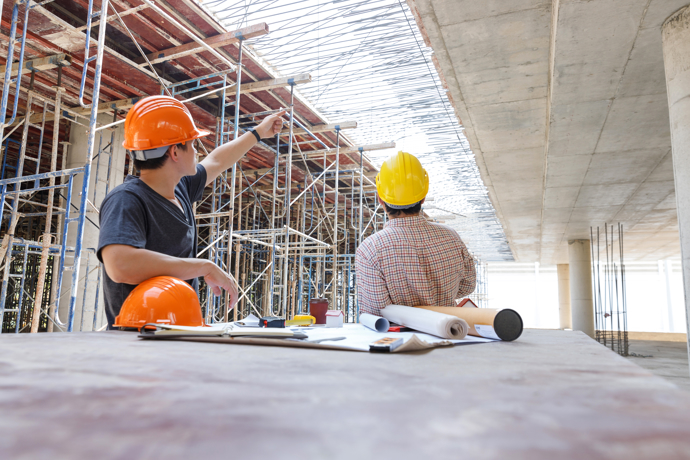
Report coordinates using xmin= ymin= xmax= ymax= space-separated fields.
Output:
xmin=662 ymin=6 xmax=690 ymax=369
xmin=568 ymin=240 xmax=595 ymax=338
xmin=57 ymin=113 xmax=127 ymax=331
xmin=557 ymin=264 xmax=571 ymax=329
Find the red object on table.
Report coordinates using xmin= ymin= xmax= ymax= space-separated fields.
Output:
xmin=456 ymin=298 xmax=478 ymax=308
xmin=309 ymin=298 xmax=329 ymax=324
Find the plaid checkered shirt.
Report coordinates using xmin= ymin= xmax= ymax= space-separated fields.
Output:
xmin=355 ymin=215 xmax=476 ymax=316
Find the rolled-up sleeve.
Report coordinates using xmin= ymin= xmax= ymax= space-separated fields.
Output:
xmin=355 ymin=243 xmax=392 ymax=316
xmin=97 ymin=190 xmax=147 ymax=263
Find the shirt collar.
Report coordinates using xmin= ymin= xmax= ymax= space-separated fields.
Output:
xmin=384 ymin=214 xmax=427 ymax=228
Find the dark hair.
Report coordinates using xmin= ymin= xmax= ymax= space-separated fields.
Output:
xmin=383 ymin=200 xmax=423 ymax=217
xmin=132 ymin=142 xmax=187 ymax=171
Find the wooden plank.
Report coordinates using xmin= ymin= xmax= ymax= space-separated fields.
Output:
xmin=295 ymin=143 xmax=396 ymax=157
xmin=11 ymin=74 xmax=310 ymax=127
xmin=137 ymin=23 xmax=270 ymax=66
xmin=242 ymin=159 xmax=371 ymax=178
xmin=234 ymin=73 xmax=311 ymax=95
xmin=280 ymin=121 xmax=357 ymax=135
xmin=74 ymin=5 xmax=150 ymax=32
xmin=10 ymin=96 xmax=146 ymax=127
xmin=0 ymin=54 xmax=71 ymax=78
xmin=204 ymin=74 xmax=312 ymax=100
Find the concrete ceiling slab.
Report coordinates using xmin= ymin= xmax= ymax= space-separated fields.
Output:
xmin=483 ymin=148 xmax=544 ymax=181
xmin=625 ymin=180 xmax=676 ymax=206
xmin=546 ymin=155 xmax=593 ymax=187
xmin=595 ymin=94 xmax=671 ymax=153
xmin=582 ymin=149 xmax=669 ymax=185
xmin=575 ymin=184 xmax=640 ymax=208
xmin=551 ymin=0 xmax=649 ymax=104
xmin=545 ymin=186 xmax=580 ymax=209
xmin=543 ymin=208 xmax=574 ymax=224
xmin=470 ymin=99 xmax=547 ymax=152
xmin=616 ymin=27 xmax=667 ymax=98
xmin=568 ymin=206 xmax=622 ymax=224
xmin=642 ymin=0 xmax=690 ymax=29
xmin=655 ymin=192 xmax=677 ymax=209
xmin=429 ymin=0 xmax=551 ymax=26
xmin=646 ymin=150 xmax=675 ymax=181
xmin=409 ymin=0 xmax=684 ymax=263
xmin=548 ymin=101 xmax=611 ymax=156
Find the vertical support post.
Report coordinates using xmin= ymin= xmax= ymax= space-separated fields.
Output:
xmin=227 ymin=41 xmax=243 ymax=323
xmin=557 ymin=264 xmax=571 ymax=330
xmin=30 ymin=88 xmax=63 ymax=332
xmin=662 ymin=7 xmax=690 ymax=368
xmin=664 ymin=259 xmax=675 ymax=332
xmin=0 ymin=90 xmax=34 ymax=322
xmin=358 ymin=147 xmax=364 ymax=245
xmin=568 ymin=239 xmax=595 ymax=338
xmin=15 ymin=244 xmax=29 ymax=333
xmin=66 ymin=0 xmax=111 ymax=331
xmin=331 ymin=128 xmax=340 ymax=310
xmin=282 ymin=83 xmax=295 ymax=316
xmin=48 ymin=142 xmax=69 ymax=332
xmin=0 ymin=0 xmax=30 ymax=148
xmin=233 ymin=168 xmax=242 ymax=320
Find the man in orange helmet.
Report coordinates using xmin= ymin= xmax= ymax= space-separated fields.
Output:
xmin=97 ymin=96 xmax=284 ymax=329
xmin=356 ymin=151 xmax=476 ymax=316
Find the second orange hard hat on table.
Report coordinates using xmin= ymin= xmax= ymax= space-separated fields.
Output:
xmin=113 ymin=276 xmax=204 ymax=329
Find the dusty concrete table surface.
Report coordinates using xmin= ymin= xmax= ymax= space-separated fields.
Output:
xmin=2 ymin=329 xmax=690 ymax=460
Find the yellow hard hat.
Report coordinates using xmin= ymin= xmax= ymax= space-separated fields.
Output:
xmin=376 ymin=151 xmax=429 ymax=208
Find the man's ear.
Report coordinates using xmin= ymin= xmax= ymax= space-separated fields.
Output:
xmin=167 ymin=145 xmax=180 ymax=163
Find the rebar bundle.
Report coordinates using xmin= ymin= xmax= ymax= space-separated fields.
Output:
xmin=591 ymin=223 xmax=629 ymax=356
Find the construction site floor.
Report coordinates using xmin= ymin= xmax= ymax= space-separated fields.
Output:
xmin=2 ymin=329 xmax=690 ymax=459
xmin=626 ymin=339 xmax=690 ymax=391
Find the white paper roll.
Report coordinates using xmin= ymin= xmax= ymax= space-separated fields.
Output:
xmin=360 ymin=313 xmax=390 ymax=332
xmin=380 ymin=305 xmax=469 ymax=340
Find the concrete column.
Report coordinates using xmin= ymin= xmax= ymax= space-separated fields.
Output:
xmin=662 ymin=6 xmax=690 ymax=368
xmin=557 ymin=264 xmax=571 ymax=329
xmin=568 ymin=240 xmax=595 ymax=338
xmin=57 ymin=113 xmax=127 ymax=331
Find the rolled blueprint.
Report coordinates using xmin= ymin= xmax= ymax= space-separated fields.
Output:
xmin=360 ymin=313 xmax=390 ymax=332
xmin=380 ymin=305 xmax=468 ymax=340
xmin=415 ymin=306 xmax=523 ymax=342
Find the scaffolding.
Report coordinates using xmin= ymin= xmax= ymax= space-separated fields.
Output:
xmin=0 ymin=0 xmax=487 ymax=334
xmin=207 ymin=0 xmax=513 ymax=262
xmin=0 ymin=0 xmax=400 ymax=333
xmin=469 ymin=258 xmax=488 ymax=308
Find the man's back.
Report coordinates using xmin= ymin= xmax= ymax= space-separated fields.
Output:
xmin=355 ymin=215 xmax=476 ymax=316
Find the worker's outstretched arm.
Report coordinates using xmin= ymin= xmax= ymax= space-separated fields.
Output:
xmin=101 ymin=244 xmax=238 ymax=304
xmin=201 ymin=110 xmax=286 ymax=186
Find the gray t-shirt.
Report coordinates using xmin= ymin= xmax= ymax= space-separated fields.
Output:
xmin=97 ymin=164 xmax=207 ymax=328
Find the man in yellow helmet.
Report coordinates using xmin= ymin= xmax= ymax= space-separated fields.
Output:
xmin=355 ymin=151 xmax=476 ymax=316
xmin=97 ymin=96 xmax=284 ymax=328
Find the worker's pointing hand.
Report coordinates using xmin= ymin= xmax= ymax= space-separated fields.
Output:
xmin=255 ymin=110 xmax=287 ymax=139
xmin=202 ymin=261 xmax=238 ymax=306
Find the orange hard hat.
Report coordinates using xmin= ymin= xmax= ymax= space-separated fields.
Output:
xmin=122 ymin=96 xmax=210 ymax=160
xmin=113 ymin=276 xmax=204 ymax=329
